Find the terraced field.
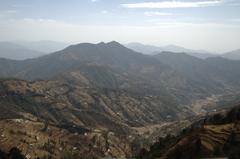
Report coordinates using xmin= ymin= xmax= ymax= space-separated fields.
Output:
xmin=201 ymin=124 xmax=234 ymax=152
xmin=141 ymin=105 xmax=240 ymax=159
xmin=0 ymin=119 xmax=135 ymax=159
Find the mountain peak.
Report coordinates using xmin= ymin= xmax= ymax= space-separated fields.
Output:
xmin=107 ymin=41 xmax=120 ymax=44
xmin=97 ymin=41 xmax=106 ymax=45
xmin=95 ymin=41 xmax=126 ymax=49
xmin=64 ymin=41 xmax=126 ymax=53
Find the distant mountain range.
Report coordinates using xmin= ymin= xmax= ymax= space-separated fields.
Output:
xmin=0 ymin=41 xmax=68 ymax=60
xmin=1 ymin=41 xmax=240 ymax=61
xmin=0 ymin=42 xmax=45 ymax=60
xmin=125 ymin=42 xmax=216 ymax=58
xmin=126 ymin=42 xmax=240 ymax=60
xmin=14 ymin=40 xmax=69 ymax=53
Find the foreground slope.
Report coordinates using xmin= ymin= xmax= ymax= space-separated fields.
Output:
xmin=142 ymin=104 xmax=240 ymax=159
xmin=0 ymin=78 xmax=184 ymax=158
xmin=0 ymin=118 xmax=136 ymax=159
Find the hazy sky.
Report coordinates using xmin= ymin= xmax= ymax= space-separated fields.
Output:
xmin=0 ymin=0 xmax=240 ymax=52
